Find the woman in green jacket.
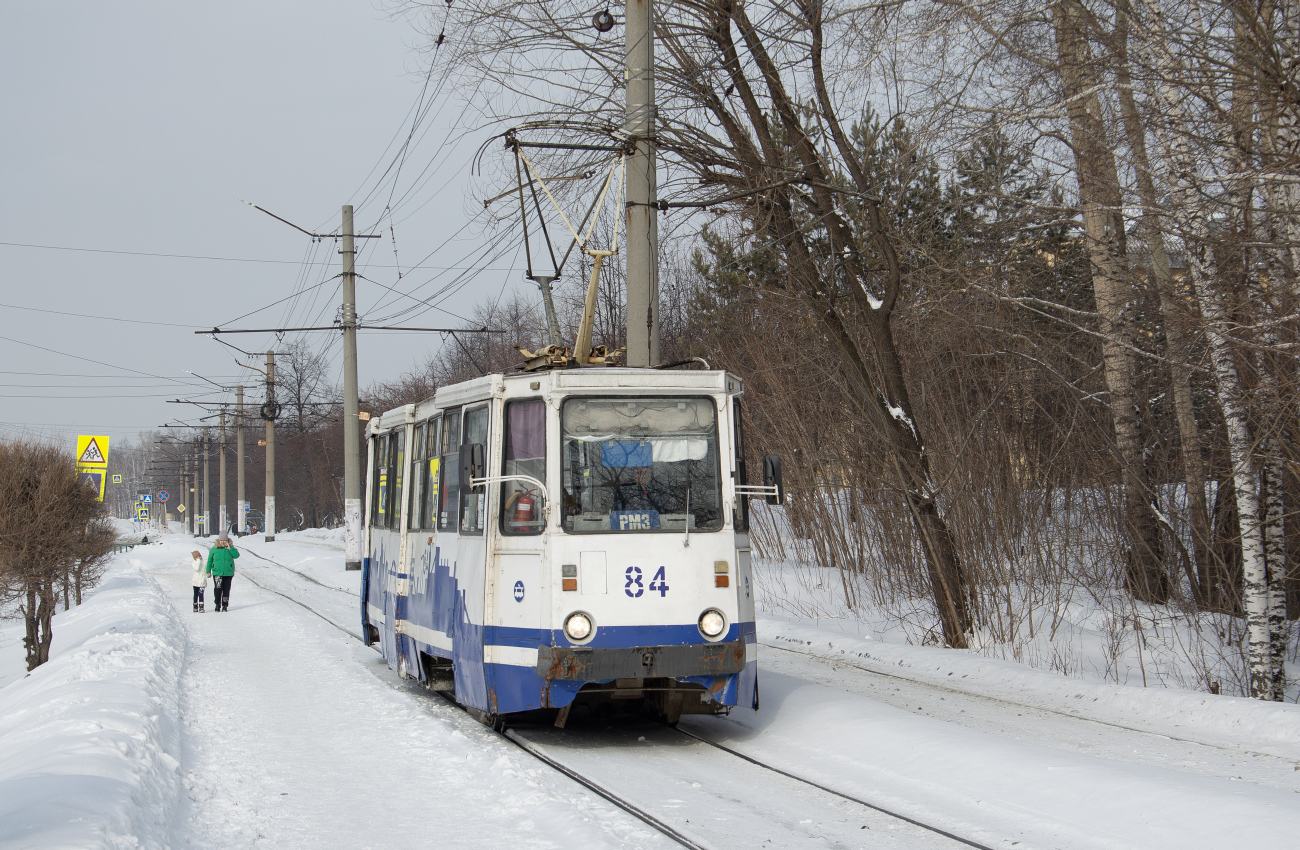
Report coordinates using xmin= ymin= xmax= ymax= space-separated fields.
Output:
xmin=206 ymin=538 xmax=240 ymax=612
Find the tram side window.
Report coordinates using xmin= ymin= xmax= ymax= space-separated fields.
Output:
xmin=370 ymin=434 xmax=390 ymax=527
xmin=501 ymin=398 xmax=546 ymax=536
xmin=409 ymin=422 xmax=425 ymax=530
xmin=460 ymin=405 xmax=490 ymax=535
xmin=733 ymin=398 xmax=749 ymax=532
xmin=417 ymin=417 xmax=441 ymax=530
xmin=437 ymin=408 xmax=461 ymax=531
xmin=386 ymin=429 xmax=406 ymax=530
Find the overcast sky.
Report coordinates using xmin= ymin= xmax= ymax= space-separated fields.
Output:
xmin=1 ymin=2 xmax=526 ymax=450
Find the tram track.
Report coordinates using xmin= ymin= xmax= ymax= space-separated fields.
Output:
xmin=233 ymin=544 xmax=1000 ymax=850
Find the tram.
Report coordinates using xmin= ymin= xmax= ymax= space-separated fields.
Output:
xmin=360 ymin=365 xmax=781 ymax=725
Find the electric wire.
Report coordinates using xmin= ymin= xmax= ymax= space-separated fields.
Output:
xmin=0 ymin=300 xmax=203 ymax=329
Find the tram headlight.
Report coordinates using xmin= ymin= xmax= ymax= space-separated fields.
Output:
xmin=698 ymin=609 xmax=727 ymax=640
xmin=564 ymin=611 xmax=594 ymax=642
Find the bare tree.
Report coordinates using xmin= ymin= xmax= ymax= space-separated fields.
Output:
xmin=0 ymin=438 xmax=112 ymax=670
xmin=418 ymin=0 xmax=976 ymax=644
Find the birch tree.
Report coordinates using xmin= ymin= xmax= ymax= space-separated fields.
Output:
xmin=1052 ymin=0 xmax=1171 ymax=604
xmin=1113 ymin=0 xmax=1216 ymax=606
xmin=1128 ymin=0 xmax=1283 ymax=698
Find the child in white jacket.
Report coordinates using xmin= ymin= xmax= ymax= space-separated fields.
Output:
xmin=190 ymin=550 xmax=207 ymax=612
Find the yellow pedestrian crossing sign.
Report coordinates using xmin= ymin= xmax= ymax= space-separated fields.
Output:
xmin=112 ymin=474 xmax=122 ymax=484
xmin=76 ymin=435 xmax=110 ymax=467
xmin=75 ymin=435 xmax=110 ymax=501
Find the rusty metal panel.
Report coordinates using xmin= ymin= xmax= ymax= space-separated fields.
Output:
xmin=537 ymin=640 xmax=745 ymax=681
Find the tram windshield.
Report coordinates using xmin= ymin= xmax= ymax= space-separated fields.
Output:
xmin=561 ymin=396 xmax=722 ymax=533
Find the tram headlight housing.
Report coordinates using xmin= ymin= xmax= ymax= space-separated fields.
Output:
xmin=564 ymin=611 xmax=594 ymax=642
xmin=698 ymin=608 xmax=727 ymax=640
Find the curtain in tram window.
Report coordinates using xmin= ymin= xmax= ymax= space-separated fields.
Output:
xmin=502 ymin=398 xmax=545 ymax=536
xmin=506 ymin=398 xmax=545 ymax=460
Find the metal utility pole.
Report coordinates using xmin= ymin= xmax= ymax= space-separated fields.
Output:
xmin=265 ymin=350 xmax=276 ymax=542
xmin=202 ymin=428 xmax=210 ymax=538
xmin=237 ymin=386 xmax=246 ymax=536
xmin=342 ymin=204 xmax=362 ymax=570
xmin=624 ymin=0 xmax=659 ymax=367
xmin=219 ymin=409 xmax=228 ymax=538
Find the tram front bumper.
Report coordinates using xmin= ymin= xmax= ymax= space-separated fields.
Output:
xmin=537 ymin=640 xmax=746 ymax=681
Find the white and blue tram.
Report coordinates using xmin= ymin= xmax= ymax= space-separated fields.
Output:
xmin=360 ymin=367 xmax=780 ymax=724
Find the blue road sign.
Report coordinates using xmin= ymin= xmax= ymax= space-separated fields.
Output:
xmin=142 ymin=494 xmax=152 ymax=503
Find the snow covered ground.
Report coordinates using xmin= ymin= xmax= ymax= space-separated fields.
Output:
xmin=1 ymin=527 xmax=1297 ymax=849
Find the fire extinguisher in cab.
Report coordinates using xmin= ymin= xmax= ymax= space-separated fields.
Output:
xmin=513 ymin=492 xmax=535 ymax=527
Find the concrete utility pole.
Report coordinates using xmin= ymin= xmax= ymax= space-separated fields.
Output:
xmin=219 ymin=409 xmax=228 ymax=538
xmin=342 ymin=205 xmax=362 ymax=571
xmin=202 ymin=428 xmax=210 ymax=538
xmin=236 ymin=386 xmax=246 ymax=536
xmin=624 ymin=0 xmax=659 ymax=367
xmin=192 ymin=442 xmax=201 ymax=535
xmin=265 ymin=350 xmax=276 ymax=542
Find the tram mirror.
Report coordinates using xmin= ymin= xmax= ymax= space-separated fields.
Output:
xmin=460 ymin=443 xmax=486 ymax=492
xmin=762 ymin=454 xmax=783 ymax=505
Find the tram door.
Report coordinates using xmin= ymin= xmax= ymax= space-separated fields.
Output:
xmin=453 ymin=404 xmax=492 ymax=709
xmin=370 ymin=429 xmax=406 ymax=669
xmin=486 ymin=398 xmax=548 ymax=712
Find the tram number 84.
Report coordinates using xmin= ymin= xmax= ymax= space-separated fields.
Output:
xmin=624 ymin=566 xmax=669 ymax=598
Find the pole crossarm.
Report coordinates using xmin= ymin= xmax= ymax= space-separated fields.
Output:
xmin=199 ymin=326 xmax=505 ymax=335
xmin=244 ymin=202 xmax=382 ymax=240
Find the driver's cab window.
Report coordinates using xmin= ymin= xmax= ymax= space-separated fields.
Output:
xmin=733 ymin=398 xmax=749 ymax=532
xmin=459 ymin=405 xmax=490 ymax=534
xmin=501 ymin=398 xmax=546 ymax=535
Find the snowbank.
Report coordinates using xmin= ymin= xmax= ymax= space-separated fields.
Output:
xmin=0 ymin=559 xmax=184 ymax=849
xmin=760 ymin=614 xmax=1300 ymax=758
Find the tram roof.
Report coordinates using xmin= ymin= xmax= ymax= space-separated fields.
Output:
xmin=367 ymin=368 xmax=742 ymax=434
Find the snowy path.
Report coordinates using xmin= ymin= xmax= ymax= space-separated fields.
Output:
xmin=143 ymin=539 xmax=675 ymax=849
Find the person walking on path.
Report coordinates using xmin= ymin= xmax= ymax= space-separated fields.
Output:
xmin=190 ymin=550 xmax=207 ymax=612
xmin=206 ymin=537 xmax=240 ymax=612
